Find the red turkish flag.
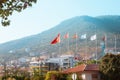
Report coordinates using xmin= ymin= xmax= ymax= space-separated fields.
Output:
xmin=51 ymin=33 xmax=60 ymax=44
xmin=73 ymin=33 xmax=78 ymax=39
xmin=64 ymin=33 xmax=69 ymax=39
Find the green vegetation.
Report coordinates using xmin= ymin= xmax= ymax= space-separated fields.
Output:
xmin=45 ymin=71 xmax=67 ymax=80
xmin=0 ymin=53 xmax=120 ymax=80
xmin=1 ymin=68 xmax=30 ymax=80
xmin=0 ymin=0 xmax=37 ymax=26
xmin=99 ymin=53 xmax=120 ymax=80
xmin=75 ymin=59 xmax=100 ymax=66
xmin=45 ymin=71 xmax=59 ymax=80
xmin=30 ymin=75 xmax=44 ymax=80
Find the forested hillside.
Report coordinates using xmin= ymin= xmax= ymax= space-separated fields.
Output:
xmin=0 ymin=15 xmax=120 ymax=59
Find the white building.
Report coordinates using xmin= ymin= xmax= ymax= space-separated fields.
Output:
xmin=46 ymin=54 xmax=76 ymax=70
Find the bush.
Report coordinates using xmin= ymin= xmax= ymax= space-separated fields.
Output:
xmin=66 ymin=74 xmax=72 ymax=80
xmin=45 ymin=71 xmax=83 ymax=80
xmin=99 ymin=53 xmax=120 ymax=80
xmin=30 ymin=75 xmax=45 ymax=80
xmin=45 ymin=71 xmax=59 ymax=80
xmin=45 ymin=71 xmax=67 ymax=80
xmin=24 ymin=77 xmax=30 ymax=80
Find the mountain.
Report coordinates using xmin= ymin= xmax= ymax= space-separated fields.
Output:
xmin=0 ymin=15 xmax=120 ymax=59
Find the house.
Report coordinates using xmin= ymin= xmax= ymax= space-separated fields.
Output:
xmin=63 ymin=64 xmax=100 ymax=80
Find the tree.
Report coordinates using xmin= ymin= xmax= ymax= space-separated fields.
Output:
xmin=75 ymin=60 xmax=100 ymax=66
xmin=99 ymin=53 xmax=120 ymax=80
xmin=0 ymin=0 xmax=37 ymax=26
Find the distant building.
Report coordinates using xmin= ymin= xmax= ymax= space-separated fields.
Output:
xmin=29 ymin=58 xmax=48 ymax=76
xmin=45 ymin=54 xmax=76 ymax=70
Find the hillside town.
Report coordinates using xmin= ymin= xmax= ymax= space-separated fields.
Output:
xmin=0 ymin=0 xmax=120 ymax=80
xmin=0 ymin=45 xmax=120 ymax=80
xmin=0 ymin=31 xmax=120 ymax=80
xmin=0 ymin=53 xmax=99 ymax=80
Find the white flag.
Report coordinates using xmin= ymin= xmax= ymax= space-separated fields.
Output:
xmin=90 ymin=34 xmax=96 ymax=40
xmin=81 ymin=34 xmax=86 ymax=39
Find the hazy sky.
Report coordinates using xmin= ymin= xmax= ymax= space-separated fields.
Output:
xmin=0 ymin=0 xmax=120 ymax=43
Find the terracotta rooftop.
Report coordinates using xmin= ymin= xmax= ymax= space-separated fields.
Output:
xmin=63 ymin=64 xmax=99 ymax=74
xmin=85 ymin=64 xmax=99 ymax=71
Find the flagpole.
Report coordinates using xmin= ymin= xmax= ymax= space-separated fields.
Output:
xmin=75 ymin=33 xmax=78 ymax=66
xmin=58 ymin=34 xmax=61 ymax=56
xmin=101 ymin=34 xmax=106 ymax=57
xmin=75 ymin=33 xmax=77 ymax=56
xmin=58 ymin=40 xmax=62 ymax=70
xmin=85 ymin=29 xmax=88 ymax=61
xmin=68 ymin=33 xmax=70 ymax=53
xmin=80 ymin=34 xmax=87 ymax=61
xmin=67 ymin=33 xmax=70 ymax=68
xmin=84 ymin=37 xmax=86 ymax=61
xmin=64 ymin=32 xmax=69 ymax=53
xmin=74 ymin=33 xmax=77 ymax=67
xmin=83 ymin=34 xmax=87 ymax=63
xmin=114 ymin=33 xmax=117 ymax=53
xmin=96 ymin=35 xmax=98 ymax=64
xmin=105 ymin=33 xmax=107 ymax=54
xmin=95 ymin=26 xmax=97 ymax=64
xmin=59 ymin=41 xmax=61 ymax=56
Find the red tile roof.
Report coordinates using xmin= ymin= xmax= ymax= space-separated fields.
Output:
xmin=85 ymin=64 xmax=99 ymax=71
xmin=63 ymin=64 xmax=86 ymax=73
xmin=63 ymin=64 xmax=99 ymax=74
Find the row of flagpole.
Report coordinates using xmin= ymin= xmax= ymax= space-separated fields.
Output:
xmin=51 ymin=33 xmax=100 ymax=54
xmin=50 ymin=33 xmax=100 ymax=44
xmin=50 ymin=32 xmax=100 ymax=62
xmin=50 ymin=32 xmax=119 ymax=61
